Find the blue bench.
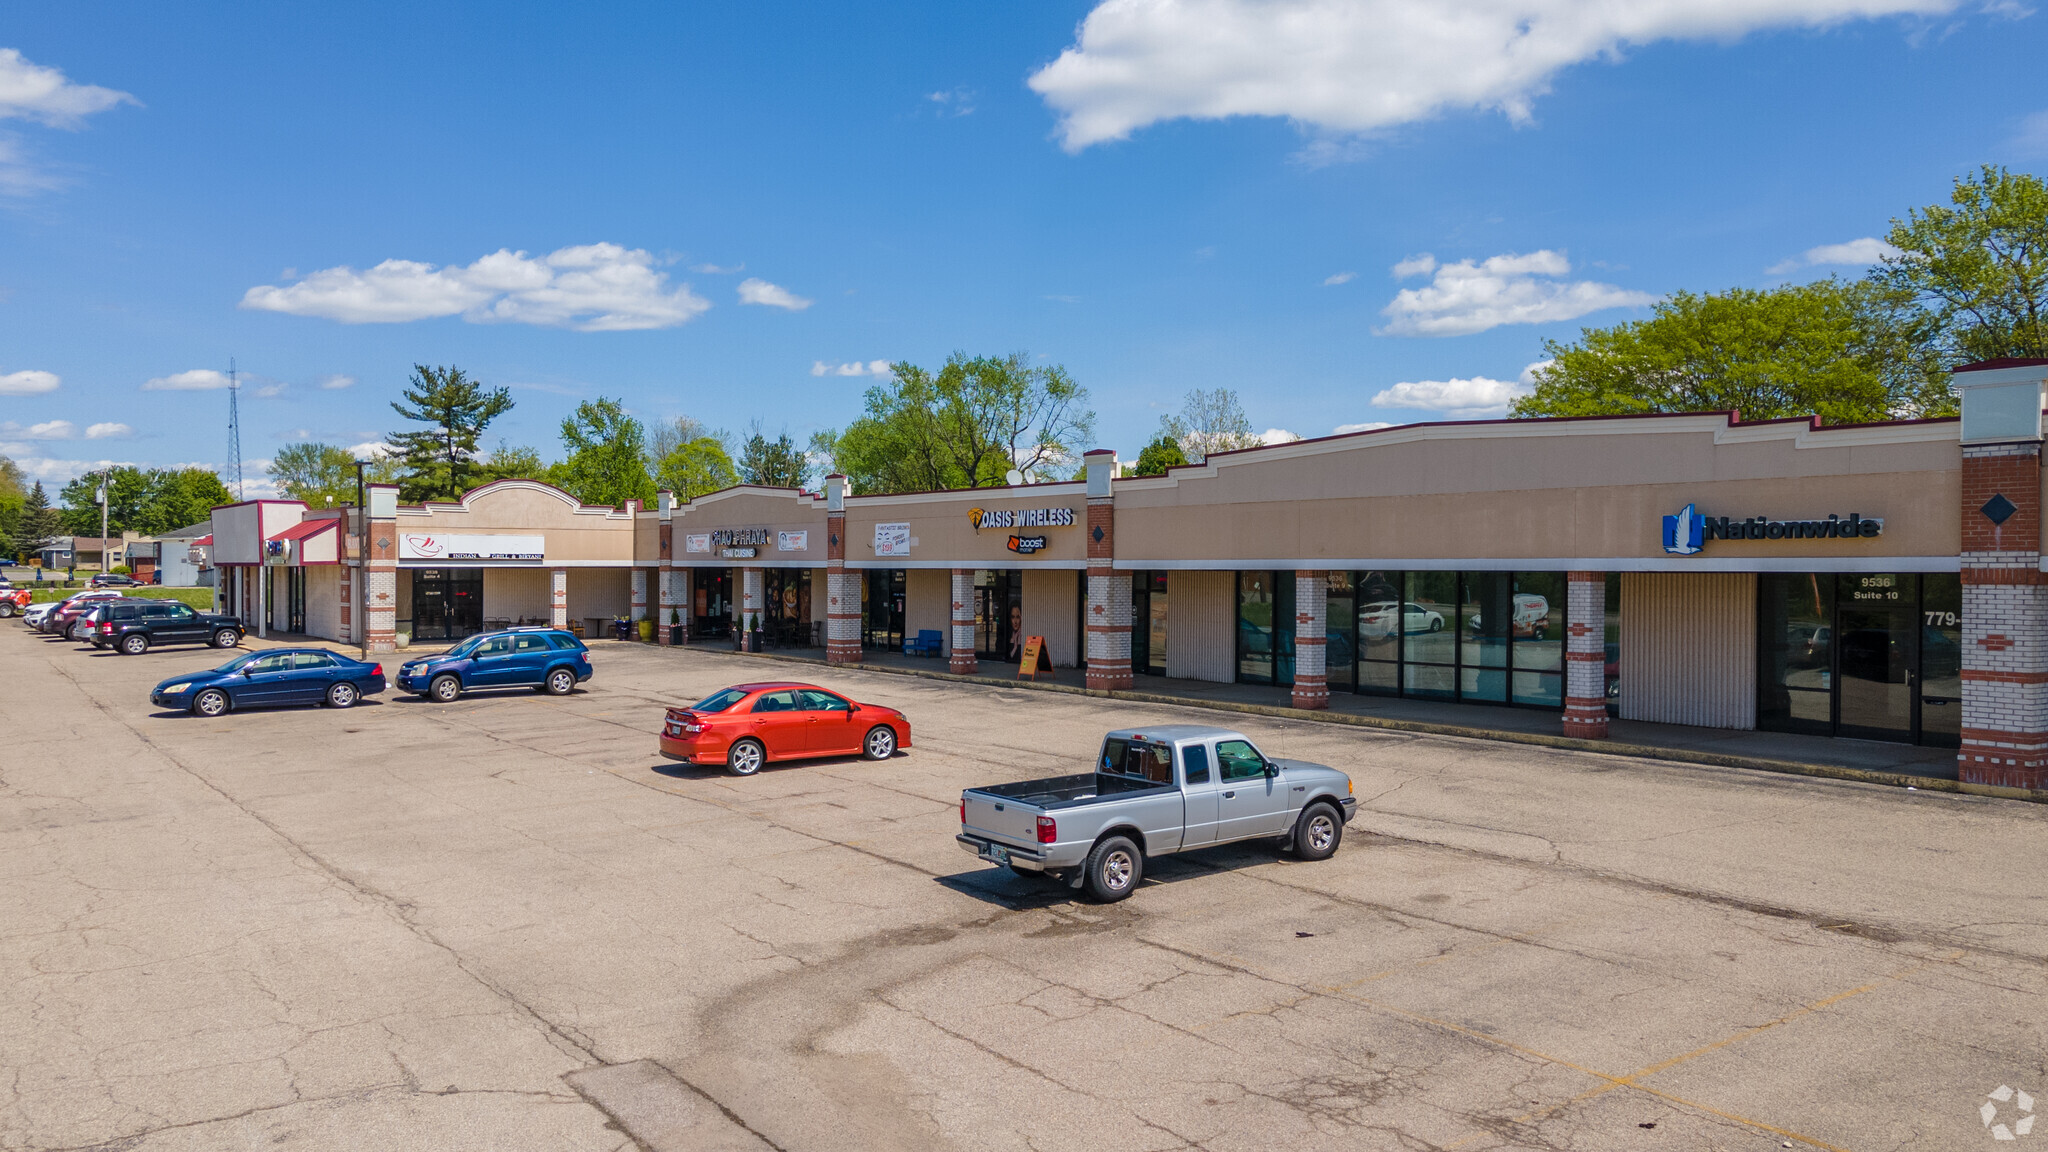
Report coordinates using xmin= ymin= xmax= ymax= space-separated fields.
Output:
xmin=905 ymin=629 xmax=943 ymax=657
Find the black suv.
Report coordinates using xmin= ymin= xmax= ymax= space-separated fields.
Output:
xmin=86 ymin=600 xmax=244 ymax=654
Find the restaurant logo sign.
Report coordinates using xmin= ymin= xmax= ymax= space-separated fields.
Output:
xmin=711 ymin=528 xmax=770 ymax=547
xmin=969 ymin=506 xmax=1075 ymax=530
xmin=1007 ymin=535 xmax=1047 ymax=554
xmin=1662 ymin=503 xmax=1883 ymax=556
xmin=399 ymin=533 xmax=545 ymax=561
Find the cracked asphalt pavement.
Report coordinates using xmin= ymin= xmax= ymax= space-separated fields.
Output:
xmin=5 ymin=631 xmax=2046 ymax=1151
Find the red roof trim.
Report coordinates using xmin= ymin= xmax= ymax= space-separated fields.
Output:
xmin=269 ymin=519 xmax=339 ymax=543
xmin=1953 ymin=357 xmax=2048 ymax=373
xmin=192 ymin=534 xmax=212 ymax=546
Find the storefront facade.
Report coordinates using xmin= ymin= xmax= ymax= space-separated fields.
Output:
xmin=217 ymin=357 xmax=2048 ymax=789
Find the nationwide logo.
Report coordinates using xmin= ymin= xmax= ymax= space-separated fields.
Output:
xmin=1661 ymin=504 xmax=1884 ymax=555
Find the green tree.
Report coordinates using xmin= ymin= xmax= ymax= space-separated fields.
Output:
xmin=1133 ymin=434 xmax=1188 ymax=477
xmin=58 ymin=467 xmax=231 ymax=536
xmin=17 ymin=482 xmax=61 ymax=560
xmin=737 ymin=424 xmax=812 ymax=488
xmin=268 ymin=443 xmax=397 ymax=508
xmin=1159 ymin=388 xmax=1261 ymax=462
xmin=655 ymin=436 xmax=738 ymax=499
xmin=484 ymin=441 xmax=550 ymax=482
xmin=1510 ymin=280 xmax=1946 ymax=425
xmin=0 ymin=455 xmax=24 ymax=558
xmin=554 ymin=396 xmax=655 ymax=508
xmin=820 ymin=352 xmax=1095 ymax=494
xmin=1874 ymin=164 xmax=2048 ymax=365
xmin=146 ymin=469 xmax=234 ymax=533
xmin=387 ymin=365 xmax=514 ymax=501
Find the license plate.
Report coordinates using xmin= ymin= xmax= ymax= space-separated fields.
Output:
xmin=984 ymin=843 xmax=1009 ymax=865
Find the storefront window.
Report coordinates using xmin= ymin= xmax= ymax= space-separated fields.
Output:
xmin=693 ymin=569 xmax=732 ymax=638
xmin=862 ymin=569 xmax=905 ymax=650
xmin=974 ymin=570 xmax=1023 ymax=660
xmin=1356 ymin=570 xmax=1402 ymax=697
xmin=1403 ymin=572 xmax=1457 ymax=699
xmin=1325 ymin=572 xmax=1354 ymax=691
xmin=1756 ymin=572 xmax=1955 ymax=751
xmin=1921 ymin=574 xmax=1960 ymax=746
xmin=1238 ymin=572 xmax=1276 ymax=684
xmin=1458 ymin=571 xmax=1511 ymax=702
xmin=1511 ymin=571 xmax=1564 ymax=707
xmin=1132 ymin=572 xmax=1168 ymax=676
xmin=1757 ymin=573 xmax=1833 ymax=736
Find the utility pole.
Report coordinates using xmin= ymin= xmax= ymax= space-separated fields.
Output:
xmin=97 ymin=470 xmax=110 ymax=576
xmin=354 ymin=458 xmax=370 ymax=654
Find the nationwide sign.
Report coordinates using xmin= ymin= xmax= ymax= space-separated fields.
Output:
xmin=968 ymin=507 xmax=1075 ymax=530
xmin=399 ymin=533 xmax=545 ymax=561
xmin=1662 ymin=503 xmax=1883 ymax=556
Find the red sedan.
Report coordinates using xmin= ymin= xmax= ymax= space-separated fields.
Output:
xmin=659 ymin=681 xmax=912 ymax=776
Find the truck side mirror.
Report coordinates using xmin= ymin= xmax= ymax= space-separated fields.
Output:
xmin=1263 ymin=762 xmax=1279 ymax=778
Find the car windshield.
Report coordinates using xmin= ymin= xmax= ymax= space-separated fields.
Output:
xmin=689 ymin=687 xmax=750 ymax=713
xmin=211 ymin=652 xmax=259 ymax=673
xmin=444 ymin=635 xmax=487 ymax=659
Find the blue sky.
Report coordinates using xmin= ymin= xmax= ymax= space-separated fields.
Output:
xmin=4 ymin=1 xmax=2047 ymax=495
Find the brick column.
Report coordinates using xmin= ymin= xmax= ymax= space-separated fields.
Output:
xmin=825 ymin=476 xmax=861 ymax=665
xmin=740 ymin=566 xmax=764 ymax=652
xmin=656 ymin=515 xmax=677 ymax=646
xmin=1291 ymin=571 xmax=1328 ymax=709
xmin=1960 ymin=442 xmax=2048 ymax=788
xmin=1082 ymin=450 xmax=1131 ymax=691
xmin=1563 ymin=571 xmax=1610 ymax=739
xmin=550 ymin=567 xmax=568 ymax=629
xmin=363 ymin=485 xmax=398 ymax=654
xmin=950 ymin=569 xmax=978 ymax=673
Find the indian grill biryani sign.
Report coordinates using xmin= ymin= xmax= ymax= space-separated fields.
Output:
xmin=968 ymin=506 xmax=1075 ymax=530
xmin=399 ymin=533 xmax=545 ymax=561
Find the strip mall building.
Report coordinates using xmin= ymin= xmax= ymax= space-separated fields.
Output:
xmin=205 ymin=359 xmax=2048 ymax=789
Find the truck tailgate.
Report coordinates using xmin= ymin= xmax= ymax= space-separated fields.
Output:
xmin=963 ymin=789 xmax=1044 ymax=849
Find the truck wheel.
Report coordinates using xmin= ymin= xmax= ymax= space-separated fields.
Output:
xmin=429 ymin=674 xmax=462 ymax=703
xmin=1084 ymin=835 xmax=1143 ymax=903
xmin=726 ymin=738 xmax=765 ymax=776
xmin=0 ymin=601 xmax=13 ymax=617
xmin=211 ymin=628 xmax=240 ymax=648
xmin=862 ymin=725 xmax=896 ymax=760
xmin=119 ymin=633 xmax=149 ymax=655
xmin=1293 ymin=803 xmax=1343 ymax=861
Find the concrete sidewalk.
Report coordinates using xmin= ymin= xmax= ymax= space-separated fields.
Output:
xmin=672 ymin=638 xmax=2014 ymax=799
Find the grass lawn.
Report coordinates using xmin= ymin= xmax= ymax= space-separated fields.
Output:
xmin=27 ymin=587 xmax=216 ymax=609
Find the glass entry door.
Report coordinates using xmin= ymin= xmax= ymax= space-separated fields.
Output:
xmin=1836 ymin=575 xmax=1917 ymax=743
xmin=411 ymin=568 xmax=483 ymax=641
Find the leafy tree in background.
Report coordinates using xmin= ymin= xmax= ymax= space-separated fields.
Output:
xmin=484 ymin=441 xmax=550 ymax=483
xmin=655 ymin=436 xmax=738 ymax=499
xmin=1510 ymin=280 xmax=1945 ymax=424
xmin=1133 ymin=434 xmax=1188 ymax=477
xmin=17 ymin=482 xmax=59 ymax=560
xmin=148 ymin=469 xmax=235 ymax=533
xmin=820 ymin=352 xmax=1094 ymax=493
xmin=1159 ymin=388 xmax=1261 ymax=462
xmin=268 ymin=443 xmax=400 ymax=508
xmin=1874 ymin=164 xmax=2048 ymax=365
xmin=60 ymin=467 xmax=235 ymax=536
xmin=554 ymin=396 xmax=655 ymax=508
xmin=387 ymin=365 xmax=514 ymax=501
xmin=737 ymin=424 xmax=812 ymax=488
xmin=0 ymin=456 xmax=24 ymax=557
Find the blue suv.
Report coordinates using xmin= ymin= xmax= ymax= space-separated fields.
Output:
xmin=395 ymin=627 xmax=593 ymax=702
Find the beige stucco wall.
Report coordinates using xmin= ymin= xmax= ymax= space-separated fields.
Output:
xmin=1166 ymin=571 xmax=1236 ymax=683
xmin=670 ymin=488 xmax=827 ymax=567
xmin=1112 ymin=416 xmax=1960 ymax=567
xmin=905 ymin=569 xmax=949 ymax=646
xmin=1021 ymin=569 xmax=1080 ymax=667
xmin=1620 ymin=572 xmax=1757 ymax=728
xmin=843 ymin=486 xmax=1089 ymax=569
xmin=394 ymin=481 xmax=638 ymax=563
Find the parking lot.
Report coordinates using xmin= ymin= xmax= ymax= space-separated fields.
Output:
xmin=5 ymin=628 xmax=2046 ymax=1152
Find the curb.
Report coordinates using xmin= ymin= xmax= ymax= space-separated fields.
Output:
xmin=682 ymin=644 xmax=2046 ymax=806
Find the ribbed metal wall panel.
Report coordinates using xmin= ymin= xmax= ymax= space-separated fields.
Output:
xmin=1620 ymin=572 xmax=1757 ymax=729
xmin=1167 ymin=571 xmax=1236 ymax=683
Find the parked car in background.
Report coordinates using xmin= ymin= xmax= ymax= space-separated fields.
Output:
xmin=42 ymin=591 xmax=127 ymax=639
xmin=0 ymin=586 xmax=29 ymax=618
xmin=395 ymin=627 xmax=592 ymax=701
xmin=1359 ymin=600 xmax=1444 ymax=638
xmin=90 ymin=572 xmax=142 ymax=588
xmin=1467 ymin=593 xmax=1552 ymax=640
xmin=958 ymin=726 xmax=1356 ymax=902
xmin=151 ymin=649 xmax=387 ymax=716
xmin=659 ymin=681 xmax=911 ymax=775
xmin=86 ymin=599 xmax=243 ymax=653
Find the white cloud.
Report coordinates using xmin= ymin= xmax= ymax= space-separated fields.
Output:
xmin=1370 ymin=361 xmax=1550 ymax=419
xmin=810 ymin=359 xmax=894 ymax=378
xmin=84 ymin=422 xmax=131 ymax=439
xmin=1379 ymin=250 xmax=1651 ymax=336
xmin=240 ymin=243 xmax=712 ymax=331
xmin=1258 ymin=428 xmax=1301 ymax=445
xmin=1334 ymin=421 xmax=1393 ymax=434
xmin=0 ymin=452 xmax=131 ymax=482
xmin=1391 ymin=254 xmax=1438 ymax=279
xmin=0 ymin=48 xmax=137 ymax=128
xmin=738 ymin=277 xmax=813 ymax=311
xmin=349 ymin=441 xmax=397 ymax=460
xmin=1027 ymin=0 xmax=1960 ymax=152
xmin=254 ymin=381 xmax=288 ymax=398
xmin=928 ymin=88 xmax=978 ymax=116
xmin=319 ymin=374 xmax=355 ymax=390
xmin=1322 ymin=271 xmax=1356 ymax=286
xmin=0 ymin=368 xmax=59 ymax=395
xmin=691 ymin=262 xmax=744 ymax=274
xmin=9 ymin=419 xmax=76 ymax=439
xmin=143 ymin=369 xmax=232 ymax=391
xmin=1765 ymin=236 xmax=1902 ymax=275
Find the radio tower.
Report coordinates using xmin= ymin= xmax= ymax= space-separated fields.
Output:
xmin=226 ymin=358 xmax=244 ymax=499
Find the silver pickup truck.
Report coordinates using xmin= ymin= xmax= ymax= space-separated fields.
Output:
xmin=957 ymin=725 xmax=1357 ymax=902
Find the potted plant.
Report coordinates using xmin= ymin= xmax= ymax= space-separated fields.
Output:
xmin=669 ymin=606 xmax=684 ymax=646
xmin=637 ymin=618 xmax=654 ymax=642
xmin=393 ymin=631 xmax=411 ymax=650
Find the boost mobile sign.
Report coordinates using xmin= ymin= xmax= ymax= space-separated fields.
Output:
xmin=1662 ymin=503 xmax=1883 ymax=556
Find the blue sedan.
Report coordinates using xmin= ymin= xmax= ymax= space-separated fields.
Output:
xmin=152 ymin=648 xmax=387 ymax=717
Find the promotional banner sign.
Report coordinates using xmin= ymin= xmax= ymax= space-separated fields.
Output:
xmin=1017 ymin=635 xmax=1052 ymax=680
xmin=777 ymin=530 xmax=808 ymax=552
xmin=685 ymin=534 xmax=711 ymax=553
xmin=399 ymin=533 xmax=545 ymax=561
xmin=874 ymin=523 xmax=910 ymax=557
xmin=1007 ymin=535 xmax=1047 ymax=554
